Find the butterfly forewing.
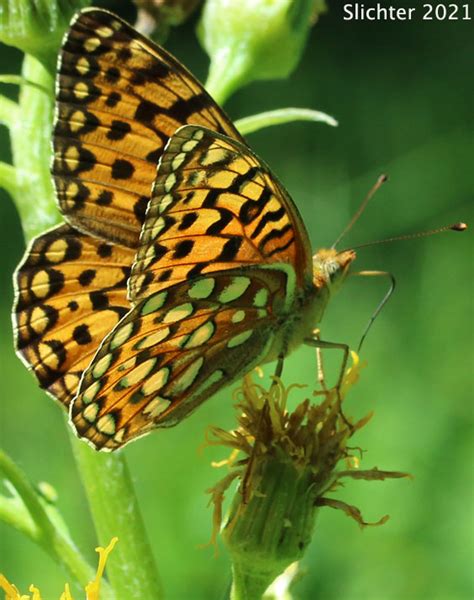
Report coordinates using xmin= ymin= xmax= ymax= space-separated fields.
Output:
xmin=13 ymin=224 xmax=134 ymax=406
xmin=53 ymin=8 xmax=242 ymax=248
xmin=129 ymin=125 xmax=313 ymax=301
xmin=72 ymin=267 xmax=292 ymax=450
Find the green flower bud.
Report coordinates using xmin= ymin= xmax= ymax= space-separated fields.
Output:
xmin=208 ymin=356 xmax=410 ymax=599
xmin=0 ymin=0 xmax=90 ymax=70
xmin=223 ymin=450 xmax=317 ymax=600
xmin=199 ymin=0 xmax=327 ymax=104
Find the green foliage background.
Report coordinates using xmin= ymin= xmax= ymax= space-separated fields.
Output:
xmin=0 ymin=3 xmax=472 ymax=599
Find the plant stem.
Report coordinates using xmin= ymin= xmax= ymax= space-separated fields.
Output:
xmin=0 ymin=161 xmax=19 ymax=198
xmin=9 ymin=54 xmax=60 ymax=240
xmin=235 ymin=107 xmax=338 ymax=136
xmin=0 ymin=92 xmax=20 ymax=129
xmin=204 ymin=51 xmax=250 ymax=106
xmin=70 ymin=434 xmax=163 ymax=600
xmin=230 ymin=563 xmax=272 ymax=600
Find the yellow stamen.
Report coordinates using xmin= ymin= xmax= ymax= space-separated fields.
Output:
xmin=28 ymin=586 xmax=41 ymax=600
xmin=59 ymin=584 xmax=73 ymax=600
xmin=0 ymin=538 xmax=118 ymax=600
xmin=0 ymin=574 xmax=25 ymax=600
xmin=86 ymin=537 xmax=118 ymax=600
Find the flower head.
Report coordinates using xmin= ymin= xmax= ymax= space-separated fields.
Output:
xmin=207 ymin=354 xmax=409 ymax=598
xmin=199 ymin=0 xmax=328 ymax=103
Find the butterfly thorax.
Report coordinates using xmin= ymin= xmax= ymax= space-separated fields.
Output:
xmin=264 ymin=249 xmax=355 ymax=365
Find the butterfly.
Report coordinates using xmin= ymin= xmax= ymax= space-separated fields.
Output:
xmin=13 ymin=7 xmax=241 ymax=407
xmin=13 ymin=8 xmax=355 ymax=451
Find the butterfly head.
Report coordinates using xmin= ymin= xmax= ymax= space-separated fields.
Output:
xmin=312 ymin=248 xmax=356 ymax=293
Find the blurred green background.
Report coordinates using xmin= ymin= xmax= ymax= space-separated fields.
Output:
xmin=0 ymin=1 xmax=472 ymax=599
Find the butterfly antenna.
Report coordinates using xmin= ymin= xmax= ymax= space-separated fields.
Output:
xmin=346 ymin=222 xmax=467 ymax=252
xmin=331 ymin=174 xmax=388 ymax=249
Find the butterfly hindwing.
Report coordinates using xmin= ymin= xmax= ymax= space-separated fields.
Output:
xmin=13 ymin=224 xmax=134 ymax=406
xmin=71 ymin=266 xmax=293 ymax=450
xmin=53 ymin=8 xmax=242 ymax=248
xmin=129 ymin=125 xmax=314 ymax=301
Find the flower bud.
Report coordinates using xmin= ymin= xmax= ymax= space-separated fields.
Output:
xmin=223 ymin=449 xmax=317 ymax=599
xmin=199 ymin=0 xmax=327 ymax=103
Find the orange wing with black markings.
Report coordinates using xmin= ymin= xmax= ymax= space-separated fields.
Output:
xmin=71 ymin=267 xmax=291 ymax=450
xmin=53 ymin=8 xmax=242 ymax=248
xmin=129 ymin=125 xmax=313 ymax=301
xmin=13 ymin=224 xmax=134 ymax=406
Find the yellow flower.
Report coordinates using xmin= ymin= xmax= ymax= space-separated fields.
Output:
xmin=0 ymin=538 xmax=118 ymax=600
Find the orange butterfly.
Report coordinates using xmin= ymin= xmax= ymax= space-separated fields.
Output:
xmin=14 ymin=9 xmax=355 ymax=450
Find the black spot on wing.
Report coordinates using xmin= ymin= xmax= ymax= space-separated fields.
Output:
xmin=96 ymin=190 xmax=113 ymax=206
xmin=228 ymin=167 xmax=259 ymax=195
xmin=105 ymin=66 xmax=120 ymax=83
xmin=179 ymin=212 xmax=198 ymax=231
xmin=218 ymin=236 xmax=242 ymax=261
xmin=73 ymin=324 xmax=92 ymax=345
xmin=79 ymin=269 xmax=96 ymax=286
xmin=133 ymin=196 xmax=149 ymax=224
xmin=202 ymin=189 xmax=220 ymax=208
xmin=90 ymin=291 xmax=109 ymax=310
xmin=173 ymin=239 xmax=194 ymax=259
xmin=135 ymin=100 xmax=159 ymax=124
xmin=105 ymin=91 xmax=121 ymax=107
xmin=107 ymin=120 xmax=131 ymax=141
xmin=111 ymin=159 xmax=134 ymax=180
xmin=97 ymin=244 xmax=112 ymax=258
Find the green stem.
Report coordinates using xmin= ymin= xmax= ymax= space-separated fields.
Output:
xmin=70 ymin=434 xmax=163 ymax=600
xmin=205 ymin=51 xmax=250 ymax=106
xmin=0 ymin=450 xmax=101 ymax=591
xmin=235 ymin=107 xmax=338 ymax=136
xmin=0 ymin=92 xmax=20 ymax=129
xmin=230 ymin=562 xmax=273 ymax=600
xmin=0 ymin=161 xmax=20 ymax=198
xmin=9 ymin=54 xmax=60 ymax=240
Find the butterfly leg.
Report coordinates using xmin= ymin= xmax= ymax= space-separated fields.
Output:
xmin=311 ymin=328 xmax=328 ymax=391
xmin=350 ymin=270 xmax=396 ymax=352
xmin=274 ymin=354 xmax=285 ymax=379
xmin=304 ymin=337 xmax=349 ymax=390
xmin=304 ymin=336 xmax=352 ymax=428
xmin=269 ymin=355 xmax=285 ymax=396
